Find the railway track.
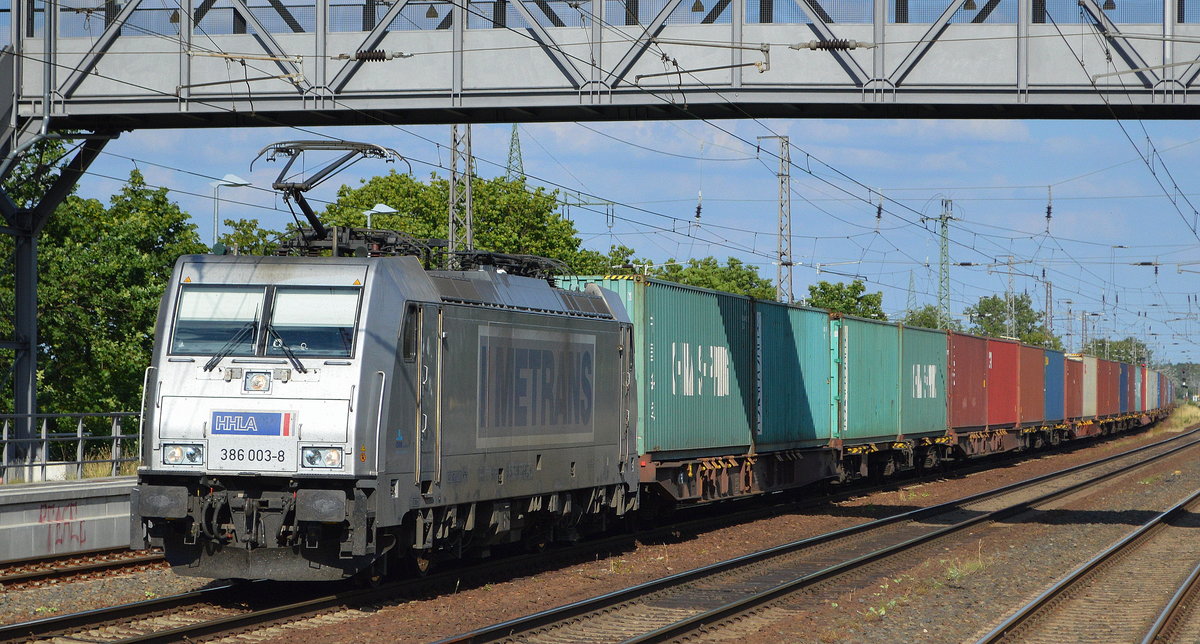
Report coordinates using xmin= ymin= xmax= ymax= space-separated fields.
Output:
xmin=1 ymin=425 xmax=1192 ymax=643
xmin=1142 ymin=559 xmax=1200 ymax=643
xmin=439 ymin=428 xmax=1200 ymax=644
xmin=979 ymin=487 xmax=1200 ymax=643
xmin=0 ymin=548 xmax=164 ymax=588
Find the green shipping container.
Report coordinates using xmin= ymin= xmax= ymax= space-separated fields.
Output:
xmin=835 ymin=317 xmax=947 ymax=444
xmin=835 ymin=316 xmax=900 ymax=443
xmin=899 ymin=326 xmax=949 ymax=438
xmin=559 ymin=275 xmax=754 ymax=458
xmin=756 ymin=301 xmax=834 ymax=449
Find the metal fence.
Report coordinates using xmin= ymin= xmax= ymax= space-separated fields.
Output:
xmin=0 ymin=412 xmax=139 ymax=484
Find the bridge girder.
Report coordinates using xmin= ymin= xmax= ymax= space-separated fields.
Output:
xmin=2 ymin=0 xmax=1200 ymax=151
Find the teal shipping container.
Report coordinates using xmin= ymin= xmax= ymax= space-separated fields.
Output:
xmin=560 ymin=275 xmax=754 ymax=458
xmin=756 ymin=301 xmax=834 ymax=449
xmin=899 ymin=325 xmax=949 ymax=438
xmin=834 ymin=316 xmax=901 ymax=443
xmin=1134 ymin=366 xmax=1143 ymax=412
xmin=835 ymin=318 xmax=947 ymax=443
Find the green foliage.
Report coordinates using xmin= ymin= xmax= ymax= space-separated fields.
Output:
xmin=647 ymin=257 xmax=776 ymax=300
xmin=1083 ymin=336 xmax=1151 ymax=363
xmin=571 ymin=244 xmax=639 ymax=276
xmin=806 ymin=279 xmax=886 ymax=320
xmin=903 ymin=304 xmax=962 ymax=331
xmin=218 ymin=218 xmax=279 ymax=256
xmin=1 ymin=170 xmax=206 ymax=413
xmin=964 ymin=293 xmax=1062 ymax=348
xmin=322 ymin=171 xmax=602 ymax=272
xmin=3 ymin=138 xmax=69 ymax=209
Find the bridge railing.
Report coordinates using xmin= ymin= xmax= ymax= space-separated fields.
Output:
xmin=0 ymin=412 xmax=139 ymax=484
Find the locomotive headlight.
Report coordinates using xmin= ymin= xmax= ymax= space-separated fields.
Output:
xmin=184 ymin=445 xmax=204 ymax=464
xmin=162 ymin=444 xmax=203 ymax=465
xmin=164 ymin=445 xmax=183 ymax=465
xmin=301 ymin=447 xmax=343 ymax=469
xmin=244 ymin=371 xmax=271 ymax=392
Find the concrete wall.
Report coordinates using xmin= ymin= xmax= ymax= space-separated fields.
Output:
xmin=0 ymin=478 xmax=134 ymax=561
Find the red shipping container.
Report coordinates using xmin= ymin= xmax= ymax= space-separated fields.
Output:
xmin=949 ymin=332 xmax=988 ymax=430
xmin=1019 ymin=345 xmax=1045 ymax=425
xmin=1097 ymin=360 xmax=1118 ymax=417
xmin=1111 ymin=362 xmax=1123 ymax=414
xmin=987 ymin=339 xmax=1020 ymax=428
xmin=1065 ymin=357 xmax=1083 ymax=419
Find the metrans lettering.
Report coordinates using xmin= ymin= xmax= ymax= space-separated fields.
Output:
xmin=477 ymin=329 xmax=595 ymax=434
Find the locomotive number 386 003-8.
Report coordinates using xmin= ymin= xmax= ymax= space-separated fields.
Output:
xmin=219 ymin=448 xmax=287 ymax=463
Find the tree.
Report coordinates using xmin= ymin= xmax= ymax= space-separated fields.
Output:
xmin=903 ymin=304 xmax=962 ymax=331
xmin=322 ymin=171 xmax=604 ymax=272
xmin=649 ymin=257 xmax=776 ymax=300
xmin=806 ymin=279 xmax=886 ymax=320
xmin=1083 ymin=336 xmax=1151 ymax=364
xmin=218 ymin=218 xmax=280 ymax=255
xmin=571 ymin=244 xmax=639 ymax=276
xmin=1 ymin=170 xmax=207 ymax=413
xmin=963 ymin=293 xmax=1061 ymax=348
xmin=4 ymin=137 xmax=70 ymax=208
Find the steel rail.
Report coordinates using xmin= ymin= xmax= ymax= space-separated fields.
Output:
xmin=0 ymin=582 xmax=242 ymax=641
xmin=1142 ymin=559 xmax=1200 ymax=644
xmin=439 ymin=426 xmax=1200 ymax=644
xmin=0 ymin=545 xmax=130 ymax=569
xmin=978 ymin=487 xmax=1200 ymax=643
xmin=0 ymin=552 xmax=164 ymax=585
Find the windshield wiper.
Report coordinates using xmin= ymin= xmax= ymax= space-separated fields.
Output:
xmin=203 ymin=321 xmax=256 ymax=372
xmin=267 ymin=325 xmax=308 ymax=374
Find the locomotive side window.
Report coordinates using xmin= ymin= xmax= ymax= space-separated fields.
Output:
xmin=266 ymin=286 xmax=361 ymax=358
xmin=170 ymin=286 xmax=264 ymax=355
xmin=401 ymin=304 xmax=419 ymax=362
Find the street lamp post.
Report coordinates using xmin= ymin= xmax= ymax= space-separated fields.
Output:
xmin=210 ymin=174 xmax=251 ymax=247
xmin=363 ymin=203 xmax=397 ymax=229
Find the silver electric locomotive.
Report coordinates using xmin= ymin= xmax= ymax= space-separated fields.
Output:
xmin=133 ymin=254 xmax=638 ymax=581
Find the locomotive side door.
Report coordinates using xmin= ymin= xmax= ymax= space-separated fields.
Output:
xmin=414 ymin=303 xmax=443 ymax=496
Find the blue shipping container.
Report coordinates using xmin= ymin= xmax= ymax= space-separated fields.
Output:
xmin=1044 ymin=350 xmax=1065 ymax=423
xmin=1119 ymin=363 xmax=1129 ymax=414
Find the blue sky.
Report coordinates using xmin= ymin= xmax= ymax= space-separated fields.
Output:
xmin=72 ymin=117 xmax=1200 ymax=364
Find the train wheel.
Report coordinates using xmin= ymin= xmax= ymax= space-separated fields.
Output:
xmin=409 ymin=551 xmax=435 ymax=577
xmin=355 ymin=564 xmax=385 ymax=587
xmin=918 ymin=448 xmax=940 ymax=473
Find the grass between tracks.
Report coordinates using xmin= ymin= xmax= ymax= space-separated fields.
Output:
xmin=1155 ymin=403 xmax=1200 ymax=433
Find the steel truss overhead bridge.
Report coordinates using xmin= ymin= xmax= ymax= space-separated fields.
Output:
xmin=2 ymin=0 xmax=1200 ymax=436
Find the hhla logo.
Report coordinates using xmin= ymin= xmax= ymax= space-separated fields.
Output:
xmin=214 ymin=414 xmax=259 ymax=432
xmin=211 ymin=412 xmax=292 ymax=436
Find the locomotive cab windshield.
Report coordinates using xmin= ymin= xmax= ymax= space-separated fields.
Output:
xmin=171 ymin=284 xmax=362 ymax=359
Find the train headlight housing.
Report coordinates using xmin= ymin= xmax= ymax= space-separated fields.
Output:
xmin=244 ymin=371 xmax=271 ymax=393
xmin=301 ymin=447 xmax=343 ymax=469
xmin=163 ymin=444 xmax=204 ymax=465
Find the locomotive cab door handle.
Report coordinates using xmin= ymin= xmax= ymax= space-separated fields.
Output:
xmin=422 ymin=365 xmax=429 ymax=385
xmin=421 ymin=413 xmax=428 ymax=434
